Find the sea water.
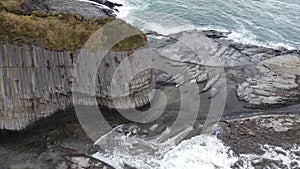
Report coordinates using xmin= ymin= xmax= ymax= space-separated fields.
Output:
xmin=80 ymin=0 xmax=300 ymax=168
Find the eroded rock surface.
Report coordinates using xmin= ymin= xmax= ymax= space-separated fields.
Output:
xmin=57 ymin=154 xmax=113 ymax=169
xmin=149 ymin=30 xmax=300 ymax=109
xmin=0 ymin=111 xmax=114 ymax=169
xmin=219 ymin=114 xmax=300 ymax=168
xmin=48 ymin=0 xmax=114 ymax=18
xmin=237 ymin=55 xmax=300 ymax=106
xmin=21 ymin=0 xmax=118 ymax=17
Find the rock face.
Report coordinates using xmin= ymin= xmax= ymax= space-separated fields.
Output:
xmin=149 ymin=30 xmax=300 ymax=109
xmin=0 ymin=109 xmax=116 ymax=169
xmin=218 ymin=114 xmax=300 ymax=168
xmin=0 ymin=0 xmax=152 ymax=130
xmin=57 ymin=154 xmax=114 ymax=169
xmin=47 ymin=0 xmax=113 ymax=18
xmin=96 ymin=52 xmax=153 ymax=110
xmin=0 ymin=42 xmax=152 ymax=130
xmin=237 ymin=55 xmax=300 ymax=106
xmin=22 ymin=0 xmax=117 ymax=17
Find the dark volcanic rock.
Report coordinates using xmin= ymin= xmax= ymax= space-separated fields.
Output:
xmin=219 ymin=114 xmax=300 ymax=168
xmin=48 ymin=0 xmax=113 ymax=17
xmin=237 ymin=55 xmax=300 ymax=107
xmin=57 ymin=154 xmax=113 ymax=169
xmin=90 ymin=0 xmax=123 ymax=8
xmin=202 ymin=30 xmax=231 ymax=39
xmin=20 ymin=0 xmax=118 ymax=17
xmin=0 ymin=111 xmax=114 ymax=169
xmin=219 ymin=114 xmax=300 ymax=154
xmin=21 ymin=0 xmax=50 ymax=13
xmin=148 ymin=29 xmax=300 ymax=109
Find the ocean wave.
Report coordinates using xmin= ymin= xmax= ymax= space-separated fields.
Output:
xmin=226 ymin=30 xmax=297 ymax=50
xmin=109 ymin=0 xmax=136 ymax=18
xmin=77 ymin=0 xmax=112 ymax=10
xmin=91 ymin=124 xmax=300 ymax=169
xmin=91 ymin=125 xmax=239 ymax=169
xmin=112 ymin=0 xmax=149 ymax=18
xmin=112 ymin=0 xmax=299 ymax=50
xmin=241 ymin=144 xmax=300 ymax=169
xmin=139 ymin=19 xmax=297 ymax=50
xmin=160 ymin=135 xmax=239 ymax=169
xmin=129 ymin=17 xmax=197 ymax=35
xmin=128 ymin=17 xmax=297 ymax=50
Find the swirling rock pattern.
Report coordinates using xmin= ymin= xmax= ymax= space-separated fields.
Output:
xmin=237 ymin=55 xmax=300 ymax=106
xmin=150 ymin=30 xmax=300 ymax=109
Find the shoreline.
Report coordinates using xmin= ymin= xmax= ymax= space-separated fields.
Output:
xmin=1 ymin=1 xmax=300 ymax=168
xmin=0 ymin=27 xmax=299 ymax=133
xmin=105 ymin=0 xmax=299 ymax=51
xmin=75 ymin=0 xmax=300 ymax=51
xmin=1 ymin=107 xmax=300 ymax=168
xmin=147 ymin=29 xmax=300 ymax=53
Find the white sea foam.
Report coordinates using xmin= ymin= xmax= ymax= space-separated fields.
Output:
xmin=142 ymin=21 xmax=297 ymax=50
xmin=241 ymin=144 xmax=300 ymax=169
xmin=160 ymin=135 xmax=239 ymax=169
xmin=92 ymin=124 xmax=300 ymax=169
xmin=137 ymin=21 xmax=196 ymax=35
xmin=77 ymin=0 xmax=112 ymax=10
xmin=92 ymin=128 xmax=239 ymax=169
xmin=197 ymin=25 xmax=297 ymax=50
xmin=91 ymin=125 xmax=197 ymax=169
xmin=121 ymin=12 xmax=197 ymax=35
xmin=227 ymin=30 xmax=296 ymax=50
xmin=77 ymin=0 xmax=298 ymax=50
xmin=123 ymin=0 xmax=298 ymax=50
xmin=108 ymin=0 xmax=136 ymax=18
xmin=76 ymin=0 xmax=135 ymax=18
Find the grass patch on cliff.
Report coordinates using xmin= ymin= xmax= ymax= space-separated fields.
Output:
xmin=0 ymin=0 xmax=24 ymax=13
xmin=85 ymin=18 xmax=148 ymax=52
xmin=0 ymin=0 xmax=146 ymax=51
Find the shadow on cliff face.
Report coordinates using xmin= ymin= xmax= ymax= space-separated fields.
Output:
xmin=0 ymin=109 xmax=111 ymax=168
xmin=0 ymin=104 xmax=151 ymax=169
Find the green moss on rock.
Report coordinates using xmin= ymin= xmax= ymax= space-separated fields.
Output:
xmin=85 ymin=18 xmax=147 ymax=52
xmin=0 ymin=0 xmax=147 ymax=51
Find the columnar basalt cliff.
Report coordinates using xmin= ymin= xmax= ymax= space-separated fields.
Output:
xmin=0 ymin=0 xmax=152 ymax=130
xmin=0 ymin=43 xmax=152 ymax=130
xmin=95 ymin=50 xmax=153 ymax=110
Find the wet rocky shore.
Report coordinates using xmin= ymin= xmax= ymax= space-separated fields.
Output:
xmin=148 ymin=29 xmax=300 ymax=168
xmin=2 ymin=110 xmax=300 ymax=168
xmin=1 ymin=28 xmax=300 ymax=168
xmin=219 ymin=114 xmax=300 ymax=168
xmin=149 ymin=29 xmax=300 ymax=109
xmin=0 ymin=109 xmax=114 ymax=169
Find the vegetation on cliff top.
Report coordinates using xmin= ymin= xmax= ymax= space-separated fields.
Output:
xmin=0 ymin=0 xmax=147 ymax=51
xmin=0 ymin=0 xmax=24 ymax=13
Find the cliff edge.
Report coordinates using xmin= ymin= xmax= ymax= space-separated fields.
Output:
xmin=0 ymin=0 xmax=152 ymax=130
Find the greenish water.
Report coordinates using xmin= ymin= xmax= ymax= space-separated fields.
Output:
xmin=119 ymin=0 xmax=300 ymax=50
